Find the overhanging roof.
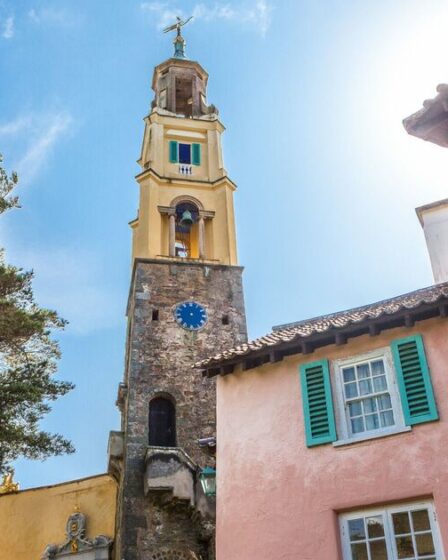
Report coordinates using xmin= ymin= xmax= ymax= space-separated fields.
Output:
xmin=196 ymin=282 xmax=448 ymax=377
xmin=403 ymin=84 xmax=448 ymax=147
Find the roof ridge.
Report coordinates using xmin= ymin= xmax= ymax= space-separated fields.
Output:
xmin=272 ymin=282 xmax=448 ymax=332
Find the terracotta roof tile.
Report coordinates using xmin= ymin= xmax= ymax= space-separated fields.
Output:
xmin=196 ymin=282 xmax=448 ymax=370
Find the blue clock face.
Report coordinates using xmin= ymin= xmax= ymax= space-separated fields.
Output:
xmin=174 ymin=301 xmax=208 ymax=331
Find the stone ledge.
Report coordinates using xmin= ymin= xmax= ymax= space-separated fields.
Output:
xmin=107 ymin=431 xmax=124 ymax=481
xmin=144 ymin=447 xmax=196 ymax=505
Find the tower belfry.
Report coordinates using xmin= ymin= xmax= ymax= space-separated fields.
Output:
xmin=110 ymin=25 xmax=247 ymax=560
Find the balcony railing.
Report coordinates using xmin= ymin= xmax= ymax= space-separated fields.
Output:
xmin=179 ymin=164 xmax=193 ymax=175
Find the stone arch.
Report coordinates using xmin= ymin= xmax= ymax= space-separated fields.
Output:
xmin=149 ymin=391 xmax=176 ymax=406
xmin=170 ymin=194 xmax=204 ymax=211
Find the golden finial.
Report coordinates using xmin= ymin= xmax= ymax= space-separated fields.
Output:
xmin=0 ymin=469 xmax=20 ymax=494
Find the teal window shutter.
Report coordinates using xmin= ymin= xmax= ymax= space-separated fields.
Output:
xmin=169 ymin=140 xmax=178 ymax=163
xmin=192 ymin=143 xmax=201 ymax=165
xmin=391 ymin=335 xmax=438 ymax=426
xmin=299 ymin=359 xmax=336 ymax=447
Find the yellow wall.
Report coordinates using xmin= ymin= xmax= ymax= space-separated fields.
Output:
xmin=0 ymin=474 xmax=116 ymax=560
xmin=131 ymin=111 xmax=239 ymax=266
xmin=131 ymin=174 xmax=238 ymax=265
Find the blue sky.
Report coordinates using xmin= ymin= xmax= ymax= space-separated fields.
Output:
xmin=1 ymin=0 xmax=447 ymax=488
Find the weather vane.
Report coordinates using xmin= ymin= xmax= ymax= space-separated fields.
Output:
xmin=163 ymin=16 xmax=193 ymax=59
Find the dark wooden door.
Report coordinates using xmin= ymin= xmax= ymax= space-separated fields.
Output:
xmin=148 ymin=398 xmax=176 ymax=447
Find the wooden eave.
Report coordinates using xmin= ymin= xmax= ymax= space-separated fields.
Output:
xmin=201 ymin=299 xmax=448 ymax=378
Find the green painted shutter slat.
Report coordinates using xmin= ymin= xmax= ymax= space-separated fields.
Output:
xmin=299 ymin=360 xmax=336 ymax=447
xmin=169 ymin=140 xmax=178 ymax=163
xmin=192 ymin=143 xmax=201 ymax=165
xmin=391 ymin=335 xmax=438 ymax=426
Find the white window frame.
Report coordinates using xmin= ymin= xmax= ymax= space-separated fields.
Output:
xmin=340 ymin=501 xmax=445 ymax=560
xmin=333 ymin=347 xmax=407 ymax=445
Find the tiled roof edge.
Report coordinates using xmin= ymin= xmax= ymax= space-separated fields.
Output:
xmin=196 ymin=282 xmax=448 ymax=371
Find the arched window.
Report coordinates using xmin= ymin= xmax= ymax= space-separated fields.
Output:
xmin=175 ymin=202 xmax=199 ymax=258
xmin=148 ymin=397 xmax=176 ymax=447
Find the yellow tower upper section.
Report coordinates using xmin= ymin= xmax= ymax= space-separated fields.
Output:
xmin=130 ymin=56 xmax=239 ymax=266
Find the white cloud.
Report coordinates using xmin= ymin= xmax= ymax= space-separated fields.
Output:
xmin=2 ymin=15 xmax=14 ymax=39
xmin=0 ymin=245 xmax=123 ymax=335
xmin=0 ymin=116 xmax=32 ymax=135
xmin=17 ymin=112 xmax=73 ymax=184
xmin=27 ymin=6 xmax=78 ymax=27
xmin=141 ymin=0 xmax=273 ymax=36
xmin=0 ymin=111 xmax=74 ymax=185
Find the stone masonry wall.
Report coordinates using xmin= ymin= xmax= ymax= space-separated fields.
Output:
xmin=117 ymin=259 xmax=247 ymax=560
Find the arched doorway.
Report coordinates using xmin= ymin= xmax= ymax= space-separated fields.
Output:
xmin=148 ymin=397 xmax=176 ymax=447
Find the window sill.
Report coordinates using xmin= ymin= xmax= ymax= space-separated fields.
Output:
xmin=333 ymin=426 xmax=412 ymax=447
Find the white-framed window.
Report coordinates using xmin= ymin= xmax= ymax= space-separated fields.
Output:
xmin=334 ymin=348 xmax=405 ymax=443
xmin=340 ymin=501 xmax=444 ymax=560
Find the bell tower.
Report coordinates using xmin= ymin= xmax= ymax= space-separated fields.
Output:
xmin=110 ymin=25 xmax=247 ymax=560
xmin=131 ymin=53 xmax=238 ymax=266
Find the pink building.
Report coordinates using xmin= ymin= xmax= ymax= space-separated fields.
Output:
xmin=196 ymin=93 xmax=448 ymax=560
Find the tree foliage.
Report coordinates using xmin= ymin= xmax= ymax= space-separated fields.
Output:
xmin=0 ymin=154 xmax=74 ymax=474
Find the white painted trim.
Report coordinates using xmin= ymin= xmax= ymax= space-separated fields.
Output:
xmin=166 ymin=129 xmax=206 ymax=140
xmin=333 ymin=347 xmax=406 ymax=444
xmin=333 ymin=426 xmax=411 ymax=447
xmin=340 ymin=500 xmax=445 ymax=560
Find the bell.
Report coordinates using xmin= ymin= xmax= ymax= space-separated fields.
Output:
xmin=180 ymin=209 xmax=194 ymax=227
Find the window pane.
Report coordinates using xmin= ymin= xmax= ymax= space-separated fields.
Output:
xmin=343 ymin=506 xmax=438 ymax=560
xmin=357 ymin=363 xmax=370 ymax=379
xmin=345 ymin=382 xmax=358 ymax=398
xmin=370 ymin=539 xmax=388 ymax=560
xmin=380 ymin=411 xmax=395 ymax=428
xmin=351 ymin=543 xmax=368 ymax=560
xmin=359 ymin=379 xmax=373 ymax=396
xmin=412 ymin=509 xmax=430 ymax=532
xmin=365 ymin=414 xmax=380 ymax=431
xmin=348 ymin=519 xmax=366 ymax=541
xmin=371 ymin=360 xmax=385 ymax=376
xmin=343 ymin=367 xmax=356 ymax=382
xmin=351 ymin=417 xmax=365 ymax=434
xmin=396 ymin=536 xmax=415 ymax=558
xmin=416 ymin=533 xmax=435 ymax=556
xmin=393 ymin=512 xmax=411 ymax=535
xmin=363 ymin=398 xmax=377 ymax=414
xmin=349 ymin=401 xmax=362 ymax=417
xmin=367 ymin=516 xmax=385 ymax=538
xmin=377 ymin=394 xmax=392 ymax=411
xmin=373 ymin=375 xmax=387 ymax=392
xmin=179 ymin=143 xmax=191 ymax=164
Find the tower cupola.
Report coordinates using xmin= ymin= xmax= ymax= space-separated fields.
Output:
xmin=151 ymin=58 xmax=217 ymax=118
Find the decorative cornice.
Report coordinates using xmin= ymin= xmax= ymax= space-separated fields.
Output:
xmin=41 ymin=512 xmax=113 ymax=559
xmin=135 ymin=167 xmax=237 ymax=190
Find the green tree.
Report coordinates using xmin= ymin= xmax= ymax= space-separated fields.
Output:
xmin=0 ymin=154 xmax=74 ymax=474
